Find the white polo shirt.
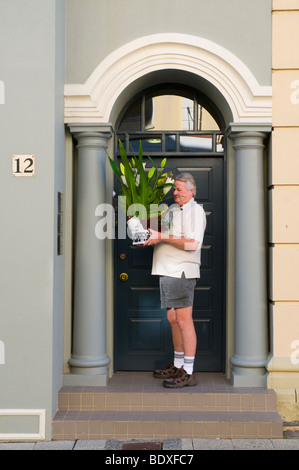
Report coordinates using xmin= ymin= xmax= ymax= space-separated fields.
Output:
xmin=151 ymin=198 xmax=206 ymax=279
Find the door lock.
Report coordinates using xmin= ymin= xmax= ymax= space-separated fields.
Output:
xmin=119 ymin=272 xmax=128 ymax=282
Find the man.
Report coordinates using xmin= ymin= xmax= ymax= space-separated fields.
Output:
xmin=144 ymin=173 xmax=206 ymax=388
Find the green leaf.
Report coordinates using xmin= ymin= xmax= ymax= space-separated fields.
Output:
xmin=134 ymin=140 xmax=149 ymax=213
xmin=119 ymin=140 xmax=139 ymax=206
xmin=107 ymin=154 xmax=122 ymax=179
xmin=148 ymin=188 xmax=159 ymax=203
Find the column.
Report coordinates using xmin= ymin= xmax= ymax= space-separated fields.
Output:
xmin=66 ymin=124 xmax=112 ymax=385
xmin=228 ymin=123 xmax=272 ymax=387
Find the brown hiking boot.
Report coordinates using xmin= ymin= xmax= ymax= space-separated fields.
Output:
xmin=162 ymin=367 xmax=197 ymax=388
xmin=153 ymin=361 xmax=179 ymax=379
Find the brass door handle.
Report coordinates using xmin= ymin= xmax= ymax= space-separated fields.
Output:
xmin=120 ymin=272 xmax=128 ymax=282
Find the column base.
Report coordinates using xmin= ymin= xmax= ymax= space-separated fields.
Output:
xmin=67 ymin=354 xmax=110 ymax=385
xmin=231 ymin=369 xmax=268 ymax=387
xmin=62 ymin=372 xmax=108 ymax=386
xmin=230 ymin=355 xmax=269 ymax=387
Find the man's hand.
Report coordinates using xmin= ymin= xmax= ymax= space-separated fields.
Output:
xmin=143 ymin=230 xmax=198 ymax=251
xmin=143 ymin=229 xmax=161 ymax=246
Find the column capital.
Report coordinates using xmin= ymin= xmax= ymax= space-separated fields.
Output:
xmin=226 ymin=122 xmax=272 ymax=139
xmin=68 ymin=122 xmax=114 ymax=140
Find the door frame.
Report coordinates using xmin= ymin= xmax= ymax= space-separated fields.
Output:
xmin=112 ymin=129 xmax=227 ymax=373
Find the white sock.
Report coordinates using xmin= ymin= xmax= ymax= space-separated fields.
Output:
xmin=183 ymin=356 xmax=195 ymax=375
xmin=174 ymin=351 xmax=184 ymax=369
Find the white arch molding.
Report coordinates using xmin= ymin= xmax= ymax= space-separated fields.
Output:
xmin=64 ymin=33 xmax=272 ymax=125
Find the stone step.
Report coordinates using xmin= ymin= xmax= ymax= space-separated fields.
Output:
xmin=57 ymin=388 xmax=279 ymax=413
xmin=52 ymin=409 xmax=283 ymax=440
xmin=53 ymin=373 xmax=283 ymax=440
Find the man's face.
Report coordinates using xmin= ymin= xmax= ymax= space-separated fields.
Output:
xmin=173 ymin=180 xmax=194 ymax=207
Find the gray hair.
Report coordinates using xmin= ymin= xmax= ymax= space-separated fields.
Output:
xmin=174 ymin=173 xmax=196 ymax=196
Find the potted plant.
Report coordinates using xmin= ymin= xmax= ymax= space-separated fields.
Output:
xmin=107 ymin=140 xmax=174 ymax=243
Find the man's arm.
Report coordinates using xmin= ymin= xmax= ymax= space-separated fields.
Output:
xmin=143 ymin=229 xmax=199 ymax=251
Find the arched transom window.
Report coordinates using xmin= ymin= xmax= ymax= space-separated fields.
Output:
xmin=117 ymin=86 xmax=224 ymax=154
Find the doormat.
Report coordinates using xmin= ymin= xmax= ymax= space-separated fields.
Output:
xmin=122 ymin=441 xmax=163 ymax=450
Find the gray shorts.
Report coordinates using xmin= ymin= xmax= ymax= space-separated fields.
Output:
xmin=159 ymin=273 xmax=197 ymax=309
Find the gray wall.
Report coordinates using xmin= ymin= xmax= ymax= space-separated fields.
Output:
xmin=0 ymin=0 xmax=65 ymax=439
xmin=66 ymin=0 xmax=272 ymax=86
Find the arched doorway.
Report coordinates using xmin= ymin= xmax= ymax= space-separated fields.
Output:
xmin=65 ymin=34 xmax=271 ymax=386
xmin=113 ymin=85 xmax=226 ymax=372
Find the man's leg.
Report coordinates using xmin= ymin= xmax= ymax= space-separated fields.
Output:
xmin=163 ymin=305 xmax=197 ymax=387
xmin=167 ymin=308 xmax=183 ymax=351
xmin=167 ymin=308 xmax=184 ymax=368
xmin=153 ymin=309 xmax=182 ymax=378
xmin=154 ymin=276 xmax=197 ymax=383
xmin=167 ymin=306 xmax=196 ymax=374
xmin=175 ymin=306 xmax=197 ymax=357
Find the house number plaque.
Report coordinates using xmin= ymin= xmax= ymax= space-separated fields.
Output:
xmin=12 ymin=155 xmax=35 ymax=177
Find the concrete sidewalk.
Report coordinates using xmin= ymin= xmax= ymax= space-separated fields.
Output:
xmin=1 ymin=438 xmax=299 ymax=450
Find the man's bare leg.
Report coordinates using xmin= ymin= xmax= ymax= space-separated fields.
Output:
xmin=175 ymin=306 xmax=197 ymax=357
xmin=167 ymin=308 xmax=184 ymax=352
xmin=167 ymin=306 xmax=197 ymax=375
xmin=163 ymin=305 xmax=198 ymax=387
xmin=167 ymin=306 xmax=196 ymax=356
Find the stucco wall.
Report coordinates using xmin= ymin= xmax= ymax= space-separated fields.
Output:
xmin=65 ymin=0 xmax=272 ymax=86
xmin=268 ymin=0 xmax=299 ymax=421
xmin=0 ymin=0 xmax=65 ymax=439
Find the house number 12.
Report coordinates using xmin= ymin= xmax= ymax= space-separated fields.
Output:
xmin=12 ymin=155 xmax=35 ymax=177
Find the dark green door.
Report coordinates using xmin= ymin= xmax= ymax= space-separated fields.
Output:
xmin=114 ymin=155 xmax=225 ymax=372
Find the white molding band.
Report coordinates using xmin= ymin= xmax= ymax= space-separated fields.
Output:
xmin=64 ymin=33 xmax=272 ymax=124
xmin=0 ymin=409 xmax=46 ymax=441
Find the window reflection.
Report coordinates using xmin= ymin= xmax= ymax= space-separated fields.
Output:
xmin=216 ymin=134 xmax=224 ymax=152
xmin=145 ymin=95 xmax=194 ymax=131
xmin=118 ymin=90 xmax=220 ymax=133
xmin=129 ymin=137 xmax=162 ymax=153
xmin=180 ymin=134 xmax=213 ymax=152
xmin=165 ymin=134 xmax=177 ymax=151
xmin=198 ymin=105 xmax=219 ymax=131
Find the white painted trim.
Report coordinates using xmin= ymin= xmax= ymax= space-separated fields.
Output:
xmin=0 ymin=409 xmax=46 ymax=441
xmin=64 ymin=33 xmax=272 ymax=124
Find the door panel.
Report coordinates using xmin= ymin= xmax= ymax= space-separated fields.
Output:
xmin=114 ymin=156 xmax=224 ymax=371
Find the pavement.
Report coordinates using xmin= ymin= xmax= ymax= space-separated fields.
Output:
xmin=1 ymin=436 xmax=299 ymax=451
